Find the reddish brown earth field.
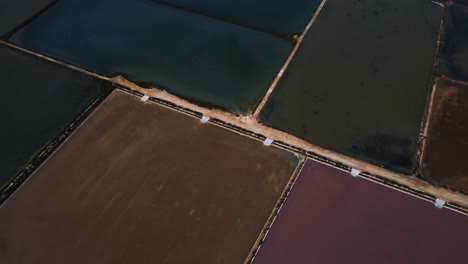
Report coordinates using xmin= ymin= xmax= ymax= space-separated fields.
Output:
xmin=421 ymin=78 xmax=468 ymax=192
xmin=0 ymin=90 xmax=298 ymax=264
xmin=252 ymin=159 xmax=468 ymax=264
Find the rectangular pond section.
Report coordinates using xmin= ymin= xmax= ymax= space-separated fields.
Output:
xmin=453 ymin=0 xmax=468 ymax=6
xmin=0 ymin=90 xmax=298 ymax=263
xmin=0 ymin=45 xmax=101 ymax=189
xmin=155 ymin=0 xmax=323 ymax=34
xmin=252 ymin=159 xmax=468 ymax=264
xmin=260 ymin=0 xmax=443 ymax=173
xmin=420 ymin=78 xmax=468 ymax=193
xmin=0 ymin=0 xmax=54 ymax=36
xmin=10 ymin=0 xmax=293 ymax=114
xmin=439 ymin=5 xmax=468 ymax=82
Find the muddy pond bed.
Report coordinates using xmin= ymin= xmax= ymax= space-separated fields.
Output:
xmin=421 ymin=78 xmax=468 ymax=193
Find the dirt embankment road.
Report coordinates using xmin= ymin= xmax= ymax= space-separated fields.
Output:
xmin=113 ymin=76 xmax=468 ymax=209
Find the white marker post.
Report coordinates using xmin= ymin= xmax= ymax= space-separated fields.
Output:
xmin=140 ymin=95 xmax=149 ymax=102
xmin=200 ymin=116 xmax=210 ymax=123
xmin=431 ymin=1 xmax=444 ymax=8
xmin=434 ymin=198 xmax=446 ymax=209
xmin=263 ymin=138 xmax=274 ymax=146
xmin=278 ymin=69 xmax=284 ymax=78
xmin=350 ymin=168 xmax=361 ymax=177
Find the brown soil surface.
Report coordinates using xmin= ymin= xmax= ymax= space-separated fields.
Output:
xmin=0 ymin=90 xmax=298 ymax=264
xmin=253 ymin=159 xmax=468 ymax=264
xmin=421 ymin=78 xmax=468 ymax=192
xmin=115 ymin=75 xmax=468 ymax=207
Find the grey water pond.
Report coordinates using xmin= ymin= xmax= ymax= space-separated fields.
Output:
xmin=0 ymin=0 xmax=54 ymax=36
xmin=0 ymin=45 xmax=101 ymax=188
xmin=260 ymin=0 xmax=443 ymax=173
xmin=10 ymin=0 xmax=292 ymax=114
xmin=154 ymin=0 xmax=322 ymax=34
xmin=439 ymin=5 xmax=468 ymax=82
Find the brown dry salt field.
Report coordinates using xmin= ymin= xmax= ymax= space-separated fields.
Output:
xmin=1 ymin=0 xmax=468 ymax=263
xmin=0 ymin=90 xmax=299 ymax=264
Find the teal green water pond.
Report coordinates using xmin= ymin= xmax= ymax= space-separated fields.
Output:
xmin=155 ymin=0 xmax=322 ymax=34
xmin=0 ymin=0 xmax=53 ymax=36
xmin=10 ymin=0 xmax=292 ymax=113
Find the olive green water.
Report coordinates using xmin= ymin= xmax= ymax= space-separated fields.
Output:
xmin=10 ymin=0 xmax=293 ymax=113
xmin=260 ymin=0 xmax=443 ymax=173
xmin=0 ymin=45 xmax=100 ymax=188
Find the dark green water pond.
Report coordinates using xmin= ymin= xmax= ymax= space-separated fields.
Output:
xmin=0 ymin=0 xmax=54 ymax=36
xmin=453 ymin=0 xmax=468 ymax=6
xmin=155 ymin=0 xmax=322 ymax=34
xmin=0 ymin=45 xmax=101 ymax=188
xmin=260 ymin=0 xmax=443 ymax=173
xmin=440 ymin=6 xmax=468 ymax=82
xmin=10 ymin=0 xmax=292 ymax=114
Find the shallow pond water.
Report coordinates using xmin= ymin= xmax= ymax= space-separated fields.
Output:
xmin=155 ymin=0 xmax=322 ymax=34
xmin=260 ymin=0 xmax=443 ymax=173
xmin=0 ymin=45 xmax=101 ymax=187
xmin=439 ymin=5 xmax=468 ymax=81
xmin=10 ymin=0 xmax=292 ymax=113
xmin=0 ymin=0 xmax=54 ymax=36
